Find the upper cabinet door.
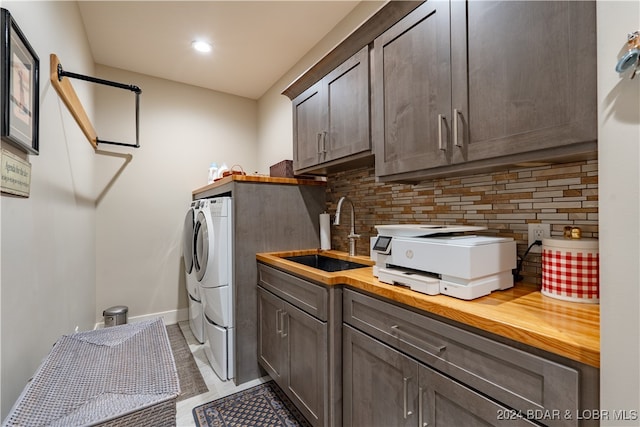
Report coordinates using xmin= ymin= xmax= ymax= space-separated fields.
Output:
xmin=293 ymin=81 xmax=325 ymax=171
xmin=373 ymin=1 xmax=452 ymax=178
xmin=292 ymin=46 xmax=370 ymax=174
xmin=450 ymin=0 xmax=597 ymax=164
xmin=324 ymin=46 xmax=370 ymax=164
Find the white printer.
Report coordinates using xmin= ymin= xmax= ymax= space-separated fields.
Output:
xmin=371 ymin=224 xmax=517 ymax=300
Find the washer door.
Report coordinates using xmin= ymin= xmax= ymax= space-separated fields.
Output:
xmin=193 ymin=210 xmax=213 ymax=282
xmin=183 ymin=207 xmax=195 ymax=274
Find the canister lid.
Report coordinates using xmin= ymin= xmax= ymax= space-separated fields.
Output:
xmin=542 ymin=237 xmax=598 ymax=250
xmin=103 ymin=305 xmax=129 ymax=315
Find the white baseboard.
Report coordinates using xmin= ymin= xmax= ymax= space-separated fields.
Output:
xmin=94 ymin=307 xmax=189 ymax=330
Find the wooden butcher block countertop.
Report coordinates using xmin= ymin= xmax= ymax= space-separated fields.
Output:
xmin=256 ymin=249 xmax=600 ymax=368
xmin=192 ymin=174 xmax=326 ymax=197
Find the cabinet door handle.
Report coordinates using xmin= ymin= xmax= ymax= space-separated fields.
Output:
xmin=281 ymin=311 xmax=289 ymax=338
xmin=275 ymin=309 xmax=282 ymax=336
xmin=322 ymin=131 xmax=328 ymax=154
xmin=403 ymin=376 xmax=413 ymax=419
xmin=453 ymin=109 xmax=463 ymax=148
xmin=317 ymin=133 xmax=323 ymax=156
xmin=437 ymin=114 xmax=447 ymax=151
xmin=391 ymin=324 xmax=447 ymax=354
xmin=419 ymin=387 xmax=428 ymax=426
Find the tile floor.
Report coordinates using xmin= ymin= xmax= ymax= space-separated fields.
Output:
xmin=175 ymin=321 xmax=270 ymax=427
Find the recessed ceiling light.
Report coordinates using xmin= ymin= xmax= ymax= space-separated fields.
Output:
xmin=191 ymin=40 xmax=212 ymax=53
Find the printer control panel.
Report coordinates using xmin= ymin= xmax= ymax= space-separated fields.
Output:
xmin=372 ymin=235 xmax=392 ymax=254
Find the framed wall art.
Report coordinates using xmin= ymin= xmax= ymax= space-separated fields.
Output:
xmin=1 ymin=8 xmax=39 ymax=155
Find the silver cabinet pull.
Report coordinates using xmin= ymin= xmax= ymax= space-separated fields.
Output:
xmin=437 ymin=114 xmax=446 ymax=151
xmin=316 ymin=133 xmax=323 ymax=156
xmin=391 ymin=324 xmax=447 ymax=354
xmin=403 ymin=376 xmax=413 ymax=419
xmin=321 ymin=131 xmax=328 ymax=154
xmin=275 ymin=309 xmax=282 ymax=336
xmin=281 ymin=311 xmax=288 ymax=338
xmin=419 ymin=387 xmax=428 ymax=426
xmin=453 ymin=109 xmax=463 ymax=148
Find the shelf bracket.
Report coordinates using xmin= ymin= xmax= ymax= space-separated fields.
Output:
xmin=50 ymin=54 xmax=141 ymax=150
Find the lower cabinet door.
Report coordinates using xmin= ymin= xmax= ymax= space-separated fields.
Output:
xmin=344 ymin=324 xmax=539 ymax=427
xmin=343 ymin=325 xmax=418 ymax=427
xmin=284 ymin=300 xmax=327 ymax=427
xmin=257 ymin=287 xmax=285 ymax=382
xmin=259 ymin=286 xmax=328 ymax=427
xmin=419 ymin=365 xmax=538 ymax=427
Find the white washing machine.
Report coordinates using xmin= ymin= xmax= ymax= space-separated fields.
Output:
xmin=193 ymin=196 xmax=234 ymax=381
xmin=183 ymin=199 xmax=204 ymax=343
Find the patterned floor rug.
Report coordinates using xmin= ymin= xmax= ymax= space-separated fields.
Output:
xmin=192 ymin=380 xmax=311 ymax=427
xmin=166 ymin=324 xmax=209 ymax=401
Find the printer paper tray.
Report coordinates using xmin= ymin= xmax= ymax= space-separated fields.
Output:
xmin=378 ymin=268 xmax=514 ymax=300
xmin=378 ymin=267 xmax=440 ymax=295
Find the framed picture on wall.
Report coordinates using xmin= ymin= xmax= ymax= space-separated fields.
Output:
xmin=1 ymin=8 xmax=39 ymax=155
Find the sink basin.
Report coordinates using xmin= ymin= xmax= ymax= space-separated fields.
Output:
xmin=283 ymin=254 xmax=369 ymax=272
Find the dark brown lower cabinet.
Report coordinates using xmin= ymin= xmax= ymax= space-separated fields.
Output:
xmin=257 ymin=266 xmax=599 ymax=427
xmin=257 ymin=287 xmax=286 ymax=382
xmin=342 ymin=289 xmax=599 ymax=427
xmin=343 ymin=324 xmax=415 ymax=427
xmin=343 ymin=325 xmax=537 ymax=427
xmin=257 ymin=262 xmax=344 ymax=427
xmin=258 ymin=286 xmax=327 ymax=427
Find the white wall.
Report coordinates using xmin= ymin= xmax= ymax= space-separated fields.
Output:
xmin=597 ymin=1 xmax=640 ymax=424
xmin=93 ymin=66 xmax=258 ymax=323
xmin=256 ymin=1 xmax=385 ymax=172
xmin=0 ymin=1 xmax=96 ymax=417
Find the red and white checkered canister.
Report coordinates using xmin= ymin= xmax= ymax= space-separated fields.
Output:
xmin=541 ymin=238 xmax=599 ymax=303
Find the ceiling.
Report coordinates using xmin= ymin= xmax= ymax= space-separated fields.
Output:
xmin=76 ymin=1 xmax=363 ymax=100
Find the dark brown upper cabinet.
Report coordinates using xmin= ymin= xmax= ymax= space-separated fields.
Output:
xmin=372 ymin=0 xmax=453 ymax=177
xmin=292 ymin=46 xmax=370 ymax=174
xmin=373 ymin=1 xmax=597 ymax=182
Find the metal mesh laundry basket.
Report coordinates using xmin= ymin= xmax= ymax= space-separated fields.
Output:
xmin=3 ymin=318 xmax=180 ymax=427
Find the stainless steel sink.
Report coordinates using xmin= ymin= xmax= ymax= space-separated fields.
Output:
xmin=283 ymin=254 xmax=369 ymax=272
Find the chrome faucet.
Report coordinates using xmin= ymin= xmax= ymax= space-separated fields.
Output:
xmin=334 ymin=196 xmax=360 ymax=256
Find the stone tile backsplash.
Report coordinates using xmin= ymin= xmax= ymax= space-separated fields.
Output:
xmin=327 ymin=160 xmax=598 ymax=284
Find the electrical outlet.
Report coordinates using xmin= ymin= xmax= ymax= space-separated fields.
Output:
xmin=528 ymin=223 xmax=551 ymax=253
